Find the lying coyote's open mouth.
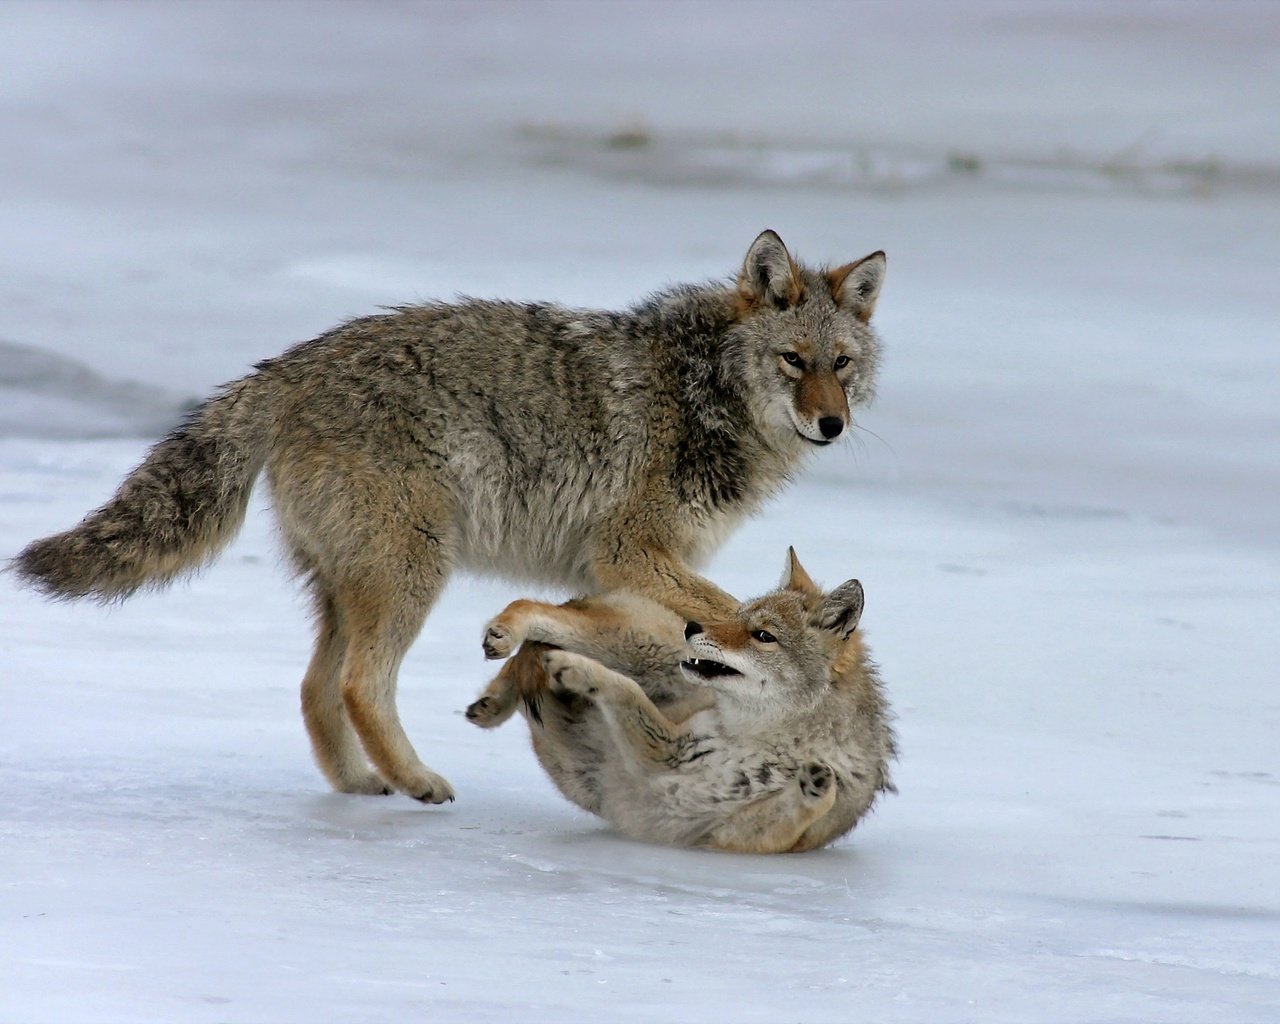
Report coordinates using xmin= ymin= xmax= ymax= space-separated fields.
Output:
xmin=681 ymin=657 xmax=743 ymax=680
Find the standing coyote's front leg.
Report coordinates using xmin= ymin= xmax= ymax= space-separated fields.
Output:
xmin=590 ymin=520 xmax=739 ymax=624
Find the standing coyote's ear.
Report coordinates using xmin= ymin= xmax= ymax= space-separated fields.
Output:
xmin=828 ymin=251 xmax=886 ymax=322
xmin=782 ymin=546 xmax=820 ymax=595
xmin=819 ymin=579 xmax=864 ymax=639
xmin=738 ymin=229 xmax=803 ymax=310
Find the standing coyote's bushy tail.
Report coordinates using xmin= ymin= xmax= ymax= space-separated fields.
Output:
xmin=13 ymin=376 xmax=273 ymax=601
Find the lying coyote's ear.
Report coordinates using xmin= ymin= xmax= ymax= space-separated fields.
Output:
xmin=739 ymin=229 xmax=803 ymax=310
xmin=782 ymin=546 xmax=820 ymax=595
xmin=820 ymin=579 xmax=864 ymax=639
xmin=828 ymin=251 xmax=886 ymax=322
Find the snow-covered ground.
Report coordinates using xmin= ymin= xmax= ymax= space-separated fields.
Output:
xmin=2 ymin=2 xmax=1278 ymax=1020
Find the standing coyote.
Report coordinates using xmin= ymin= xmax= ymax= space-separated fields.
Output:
xmin=13 ymin=231 xmax=886 ymax=803
xmin=467 ymin=550 xmax=895 ymax=853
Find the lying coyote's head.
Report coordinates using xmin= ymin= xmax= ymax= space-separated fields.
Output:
xmin=731 ymin=230 xmax=884 ymax=447
xmin=682 ymin=548 xmax=867 ymax=722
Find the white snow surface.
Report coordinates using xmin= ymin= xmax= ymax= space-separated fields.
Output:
xmin=2 ymin=3 xmax=1278 ymax=1021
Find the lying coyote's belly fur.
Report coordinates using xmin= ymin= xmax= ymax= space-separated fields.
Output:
xmin=467 ymin=551 xmax=896 ymax=853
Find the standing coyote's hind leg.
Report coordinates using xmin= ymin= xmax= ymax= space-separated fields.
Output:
xmin=299 ymin=474 xmax=460 ymax=805
xmin=335 ymin=568 xmax=456 ymax=804
xmin=298 ymin=576 xmax=392 ymax=795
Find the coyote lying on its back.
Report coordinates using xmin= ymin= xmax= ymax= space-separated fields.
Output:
xmin=467 ymin=551 xmax=896 ymax=853
xmin=14 ymin=230 xmax=885 ymax=803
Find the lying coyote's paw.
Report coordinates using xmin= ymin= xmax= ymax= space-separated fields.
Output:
xmin=465 ymin=694 xmax=504 ymax=728
xmin=798 ymin=763 xmax=835 ymax=801
xmin=543 ymin=649 xmax=600 ymax=699
xmin=481 ymin=619 xmax=516 ymax=660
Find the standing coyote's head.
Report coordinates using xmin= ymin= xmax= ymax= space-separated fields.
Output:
xmin=731 ymin=230 xmax=885 ymax=447
xmin=681 ymin=548 xmax=867 ymax=722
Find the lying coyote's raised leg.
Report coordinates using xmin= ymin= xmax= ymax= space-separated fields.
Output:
xmin=480 ymin=595 xmax=684 ymax=672
xmin=467 ymin=549 xmax=895 ymax=850
xmin=467 ymin=596 xmax=712 ymax=729
xmin=465 ymin=642 xmax=545 ymax=729
xmin=540 ymin=649 xmax=689 ymax=760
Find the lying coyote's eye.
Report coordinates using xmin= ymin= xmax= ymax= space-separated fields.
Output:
xmin=780 ymin=352 xmax=805 ymax=370
xmin=752 ymin=629 xmax=778 ymax=644
xmin=834 ymin=355 xmax=851 ymax=370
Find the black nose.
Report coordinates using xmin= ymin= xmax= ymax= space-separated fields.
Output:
xmin=818 ymin=416 xmax=844 ymax=440
xmin=684 ymin=621 xmax=702 ymax=640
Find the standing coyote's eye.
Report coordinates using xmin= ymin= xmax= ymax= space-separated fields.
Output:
xmin=834 ymin=355 xmax=851 ymax=370
xmin=751 ymin=629 xmax=778 ymax=644
xmin=781 ymin=352 xmax=805 ymax=369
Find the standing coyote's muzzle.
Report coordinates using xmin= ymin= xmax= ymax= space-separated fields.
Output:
xmin=12 ymin=230 xmax=886 ymax=803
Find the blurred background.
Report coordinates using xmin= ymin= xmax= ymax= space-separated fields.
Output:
xmin=3 ymin=0 xmax=1277 ymax=542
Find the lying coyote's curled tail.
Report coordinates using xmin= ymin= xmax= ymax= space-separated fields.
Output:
xmin=13 ymin=377 xmax=272 ymax=601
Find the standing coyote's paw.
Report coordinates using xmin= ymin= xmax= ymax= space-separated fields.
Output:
xmin=798 ymin=763 xmax=835 ymax=802
xmin=407 ymin=769 xmax=456 ymax=805
xmin=335 ymin=770 xmax=395 ymax=797
xmin=543 ymin=649 xmax=601 ymax=699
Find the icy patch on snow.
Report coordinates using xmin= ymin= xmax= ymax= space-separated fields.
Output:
xmin=518 ymin=125 xmax=1255 ymax=199
xmin=3 ymin=455 xmax=1278 ymax=1021
xmin=0 ymin=340 xmax=193 ymax=440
